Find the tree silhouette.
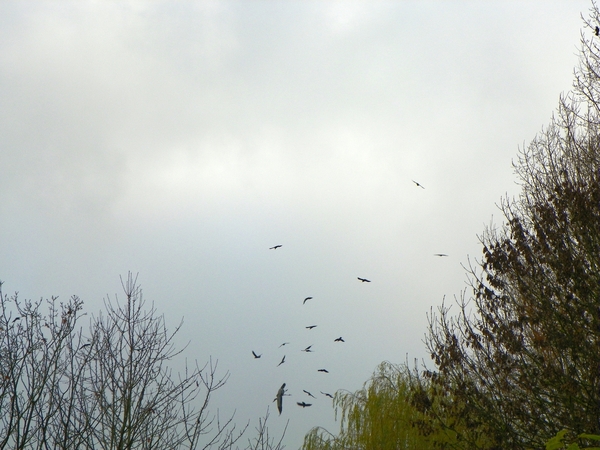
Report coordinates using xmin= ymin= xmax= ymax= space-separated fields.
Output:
xmin=0 ymin=273 xmax=283 ymax=450
xmin=426 ymin=5 xmax=600 ymax=447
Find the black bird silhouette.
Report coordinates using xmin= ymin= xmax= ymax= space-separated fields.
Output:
xmin=12 ymin=317 xmax=20 ymax=323
xmin=318 ymin=369 xmax=329 ymax=373
xmin=297 ymin=401 xmax=312 ymax=408
xmin=276 ymin=383 xmax=286 ymax=414
xmin=357 ymin=277 xmax=371 ymax=283
xmin=303 ymin=389 xmax=317 ymax=399
xmin=305 ymin=325 xmax=317 ymax=330
xmin=434 ymin=253 xmax=448 ymax=257
xmin=412 ymin=180 xmax=425 ymax=189
xmin=252 ymin=350 xmax=262 ymax=359
xmin=321 ymin=391 xmax=334 ymax=398
xmin=303 ymin=296 xmax=313 ymax=304
xmin=596 ymin=25 xmax=599 ymax=36
xmin=269 ymin=245 xmax=282 ymax=250
xmin=279 ymin=342 xmax=290 ymax=347
xmin=302 ymin=345 xmax=313 ymax=352
xmin=334 ymin=337 xmax=345 ymax=342
xmin=80 ymin=343 xmax=91 ymax=349
xmin=277 ymin=355 xmax=286 ymax=366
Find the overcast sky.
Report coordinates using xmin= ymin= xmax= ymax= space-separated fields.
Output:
xmin=0 ymin=1 xmax=593 ymax=447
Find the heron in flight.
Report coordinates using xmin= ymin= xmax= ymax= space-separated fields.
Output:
xmin=303 ymin=389 xmax=317 ymax=399
xmin=412 ymin=180 xmax=425 ymax=189
xmin=276 ymin=383 xmax=286 ymax=415
xmin=306 ymin=325 xmax=317 ymax=330
xmin=334 ymin=337 xmax=345 ymax=342
xmin=357 ymin=277 xmax=371 ymax=283
xmin=270 ymin=245 xmax=282 ymax=250
xmin=277 ymin=355 xmax=286 ymax=366
xmin=297 ymin=402 xmax=312 ymax=408
xmin=252 ymin=350 xmax=262 ymax=359
xmin=303 ymin=297 xmax=312 ymax=304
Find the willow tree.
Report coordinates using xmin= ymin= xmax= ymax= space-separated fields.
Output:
xmin=426 ymin=4 xmax=600 ymax=448
xmin=301 ymin=361 xmax=462 ymax=450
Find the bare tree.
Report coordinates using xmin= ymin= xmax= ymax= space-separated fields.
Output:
xmin=0 ymin=274 xmax=253 ymax=449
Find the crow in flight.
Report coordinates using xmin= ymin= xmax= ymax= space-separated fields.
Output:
xmin=252 ymin=350 xmax=262 ymax=359
xmin=306 ymin=325 xmax=317 ymax=330
xmin=297 ymin=402 xmax=312 ymax=408
xmin=321 ymin=391 xmax=334 ymax=398
xmin=303 ymin=297 xmax=312 ymax=304
xmin=357 ymin=277 xmax=371 ymax=283
xmin=302 ymin=345 xmax=313 ymax=352
xmin=303 ymin=389 xmax=317 ymax=399
xmin=279 ymin=342 xmax=290 ymax=348
xmin=412 ymin=180 xmax=425 ymax=189
xmin=80 ymin=343 xmax=91 ymax=349
xmin=334 ymin=337 xmax=345 ymax=342
xmin=269 ymin=245 xmax=282 ymax=250
xmin=596 ymin=25 xmax=599 ymax=36
xmin=276 ymin=383 xmax=286 ymax=415
xmin=434 ymin=253 xmax=448 ymax=257
xmin=12 ymin=317 xmax=20 ymax=322
xmin=277 ymin=356 xmax=286 ymax=366
xmin=318 ymin=369 xmax=329 ymax=373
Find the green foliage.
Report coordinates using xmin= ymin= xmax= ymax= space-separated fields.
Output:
xmin=545 ymin=430 xmax=600 ymax=450
xmin=302 ymin=361 xmax=459 ymax=450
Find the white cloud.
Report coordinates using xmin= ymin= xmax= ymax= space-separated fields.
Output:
xmin=0 ymin=1 xmax=592 ymax=447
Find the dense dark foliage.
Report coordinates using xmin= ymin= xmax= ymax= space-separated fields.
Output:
xmin=426 ymin=4 xmax=600 ymax=448
xmin=304 ymin=3 xmax=600 ymax=449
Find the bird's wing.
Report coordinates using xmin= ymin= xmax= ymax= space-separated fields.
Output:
xmin=277 ymin=384 xmax=285 ymax=414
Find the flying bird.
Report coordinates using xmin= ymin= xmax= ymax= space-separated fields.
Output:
xmin=80 ymin=343 xmax=91 ymax=349
xmin=434 ymin=254 xmax=449 ymax=257
xmin=277 ymin=355 xmax=286 ymax=366
xmin=269 ymin=245 xmax=282 ymax=250
xmin=321 ymin=391 xmax=334 ymax=398
xmin=252 ymin=350 xmax=262 ymax=359
xmin=303 ymin=297 xmax=313 ymax=304
xmin=357 ymin=277 xmax=371 ymax=283
xmin=302 ymin=345 xmax=313 ymax=352
xmin=596 ymin=25 xmax=599 ymax=36
xmin=334 ymin=337 xmax=345 ymax=342
xmin=297 ymin=402 xmax=312 ymax=408
xmin=305 ymin=325 xmax=317 ymax=330
xmin=303 ymin=389 xmax=317 ymax=399
xmin=412 ymin=180 xmax=425 ymax=189
xmin=12 ymin=317 xmax=20 ymax=323
xmin=276 ymin=383 xmax=286 ymax=415
xmin=279 ymin=342 xmax=290 ymax=348
xmin=318 ymin=369 xmax=329 ymax=373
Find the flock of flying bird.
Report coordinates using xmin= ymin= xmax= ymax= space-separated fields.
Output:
xmin=257 ymin=180 xmax=448 ymax=415
xmin=257 ymin=246 xmax=351 ymax=415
